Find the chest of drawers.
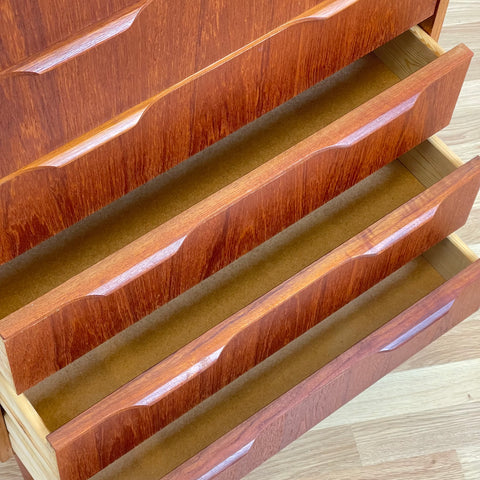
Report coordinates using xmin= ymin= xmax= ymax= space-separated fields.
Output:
xmin=0 ymin=1 xmax=478 ymax=479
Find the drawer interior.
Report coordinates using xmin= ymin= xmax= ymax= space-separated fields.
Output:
xmin=86 ymin=239 xmax=476 ymax=480
xmin=8 ymin=237 xmax=475 ymax=480
xmin=2 ymin=137 xmax=476 ymax=480
xmin=0 ymin=27 xmax=475 ymax=480
xmin=0 ymin=27 xmax=441 ymax=321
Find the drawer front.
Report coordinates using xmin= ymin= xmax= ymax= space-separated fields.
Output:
xmin=0 ymin=0 xmax=136 ymax=71
xmin=164 ymin=259 xmax=480 ymax=480
xmin=0 ymin=0 xmax=327 ymax=75
xmin=46 ymin=157 xmax=480 ymax=480
xmin=0 ymin=43 xmax=472 ymax=393
xmin=0 ymin=0 xmax=446 ymax=73
xmin=0 ymin=0 xmax=438 ymax=261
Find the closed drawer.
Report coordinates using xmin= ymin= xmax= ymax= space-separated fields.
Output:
xmin=0 ymin=28 xmax=473 ymax=395
xmin=0 ymin=134 xmax=479 ymax=480
xmin=0 ymin=0 xmax=138 ymax=71
xmin=0 ymin=0 xmax=440 ymax=263
xmin=0 ymin=0 xmax=333 ymax=74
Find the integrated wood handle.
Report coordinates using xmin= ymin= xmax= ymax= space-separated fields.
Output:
xmin=1 ymin=0 xmax=362 ymax=78
xmin=47 ymin=158 xmax=480 ymax=480
xmin=162 ymin=261 xmax=480 ymax=480
xmin=197 ymin=441 xmax=256 ymax=480
xmin=0 ymin=1 xmax=442 ymax=263
xmin=381 ymin=261 xmax=480 ymax=352
xmin=1 ymin=1 xmax=150 ymax=76
xmin=1 ymin=48 xmax=472 ymax=393
xmin=381 ymin=299 xmax=455 ymax=351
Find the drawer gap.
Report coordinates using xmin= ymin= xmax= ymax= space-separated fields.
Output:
xmin=84 ymin=247 xmax=471 ymax=480
xmin=1 ymin=25 xmax=476 ymax=480
xmin=10 ymin=141 xmax=474 ymax=480
xmin=0 ymin=52 xmax=400 ymax=321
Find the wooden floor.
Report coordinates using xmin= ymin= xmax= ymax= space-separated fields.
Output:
xmin=1 ymin=1 xmax=479 ymax=478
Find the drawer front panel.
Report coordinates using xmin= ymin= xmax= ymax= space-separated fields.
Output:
xmin=47 ymin=157 xmax=480 ymax=480
xmin=0 ymin=0 xmax=436 ymax=174
xmin=0 ymin=0 xmax=136 ymax=71
xmin=0 ymin=0 xmax=332 ymax=75
xmin=0 ymin=0 xmax=438 ymax=262
xmin=164 ymin=259 xmax=480 ymax=480
xmin=0 ymin=44 xmax=472 ymax=393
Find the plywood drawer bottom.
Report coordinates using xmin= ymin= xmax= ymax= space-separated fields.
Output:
xmin=0 ymin=136 xmax=478 ymax=480
xmin=7 ymin=238 xmax=475 ymax=480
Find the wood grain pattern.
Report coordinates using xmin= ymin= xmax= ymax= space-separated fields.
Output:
xmin=46 ymin=157 xmax=480 ymax=480
xmin=0 ymin=412 xmax=13 ymax=463
xmin=0 ymin=0 xmax=438 ymax=263
xmin=1 ymin=164 xmax=455 ymax=480
xmin=2 ymin=3 xmax=479 ymax=480
xmin=0 ymin=0 xmax=138 ymax=71
xmin=421 ymin=0 xmax=450 ymax=40
xmin=5 ymin=251 xmax=474 ymax=480
xmin=0 ymin=43 xmax=472 ymax=394
xmin=0 ymin=0 xmax=436 ymax=173
xmin=303 ymin=451 xmax=465 ymax=479
xmin=162 ymin=259 xmax=480 ymax=480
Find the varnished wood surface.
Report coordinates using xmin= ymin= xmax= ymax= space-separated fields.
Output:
xmin=0 ymin=141 xmax=470 ymax=480
xmin=0 ymin=0 xmax=444 ymax=73
xmin=46 ymin=251 xmax=458 ymax=480
xmin=0 ymin=39 xmax=472 ymax=394
xmin=1 ymin=3 xmax=478 ymax=480
xmin=0 ymin=0 xmax=325 ymax=168
xmin=0 ymin=0 xmax=136 ymax=71
xmin=421 ymin=0 xmax=450 ymax=40
xmin=163 ymin=260 xmax=480 ymax=480
xmin=0 ymin=47 xmax=403 ymax=404
xmin=6 ymin=246 xmax=477 ymax=480
xmin=45 ymin=157 xmax=480 ymax=480
xmin=0 ymin=0 xmax=438 ymax=263
xmin=242 ymin=3 xmax=480 ymax=479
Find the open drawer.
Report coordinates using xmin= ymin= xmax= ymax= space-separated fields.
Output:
xmin=0 ymin=134 xmax=479 ymax=480
xmin=125 ymin=239 xmax=480 ymax=480
xmin=0 ymin=0 xmax=446 ymax=263
xmin=0 ymin=27 xmax=473 ymax=394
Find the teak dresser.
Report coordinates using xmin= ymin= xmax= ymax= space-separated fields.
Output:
xmin=0 ymin=1 xmax=478 ymax=479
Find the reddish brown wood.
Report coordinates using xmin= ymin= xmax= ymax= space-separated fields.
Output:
xmin=0 ymin=0 xmax=322 ymax=174
xmin=0 ymin=412 xmax=12 ymax=463
xmin=421 ymin=0 xmax=450 ymax=40
xmin=162 ymin=259 xmax=480 ymax=480
xmin=0 ymin=45 xmax=472 ymax=394
xmin=0 ymin=0 xmax=136 ymax=71
xmin=0 ymin=0 xmax=438 ymax=263
xmin=14 ymin=455 xmax=34 ymax=480
xmin=0 ymin=0 xmax=436 ymax=172
xmin=46 ymin=157 xmax=480 ymax=480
